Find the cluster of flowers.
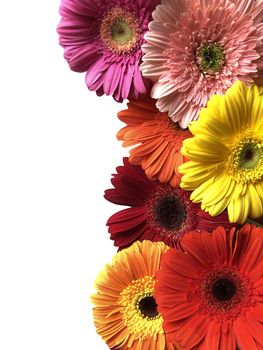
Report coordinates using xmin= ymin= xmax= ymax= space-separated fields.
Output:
xmin=58 ymin=0 xmax=263 ymax=349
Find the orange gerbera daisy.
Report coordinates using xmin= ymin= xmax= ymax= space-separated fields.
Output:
xmin=155 ymin=224 xmax=263 ymax=350
xmin=91 ymin=240 xmax=178 ymax=350
xmin=117 ymin=98 xmax=191 ymax=187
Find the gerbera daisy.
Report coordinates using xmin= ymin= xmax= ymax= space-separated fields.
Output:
xmin=179 ymin=81 xmax=263 ymax=224
xmin=117 ymin=98 xmax=191 ymax=187
xmin=141 ymin=0 xmax=263 ymax=128
xmin=104 ymin=158 xmax=235 ymax=249
xmin=57 ymin=0 xmax=159 ymax=102
xmin=91 ymin=240 xmax=177 ymax=350
xmin=155 ymin=224 xmax=263 ymax=350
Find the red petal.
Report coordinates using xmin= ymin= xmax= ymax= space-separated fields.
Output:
xmin=180 ymin=230 xmax=213 ymax=267
xmin=218 ymin=322 xmax=236 ymax=350
xmin=163 ymin=302 xmax=198 ymax=321
xmin=107 ymin=207 xmax=146 ymax=225
xmin=233 ymin=318 xmax=258 ymax=350
xmin=203 ymin=320 xmax=221 ymax=350
xmin=174 ymin=313 xmax=209 ymax=348
xmin=246 ymin=311 xmax=263 ymax=345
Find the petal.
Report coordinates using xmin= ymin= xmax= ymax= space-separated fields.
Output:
xmin=175 ymin=313 xmax=209 ymax=348
xmin=233 ymin=318 xmax=258 ymax=350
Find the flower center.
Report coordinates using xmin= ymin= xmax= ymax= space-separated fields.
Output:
xmin=154 ymin=195 xmax=186 ymax=230
xmin=119 ymin=276 xmax=163 ymax=337
xmin=228 ymin=133 xmax=263 ymax=183
xmin=111 ymin=19 xmax=133 ymax=45
xmin=196 ymin=42 xmax=225 ymax=75
xmin=239 ymin=143 xmax=261 ymax=169
xmin=212 ymin=278 xmax=236 ymax=301
xmin=146 ymin=185 xmax=197 ymax=246
xmin=100 ymin=7 xmax=140 ymax=54
xmin=197 ymin=268 xmax=254 ymax=320
xmin=137 ymin=295 xmax=159 ymax=319
xmin=204 ymin=271 xmax=243 ymax=311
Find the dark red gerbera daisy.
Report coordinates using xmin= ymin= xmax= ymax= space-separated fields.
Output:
xmin=155 ymin=224 xmax=263 ymax=350
xmin=104 ymin=158 xmax=236 ymax=249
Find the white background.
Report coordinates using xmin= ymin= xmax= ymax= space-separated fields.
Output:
xmin=0 ymin=1 xmax=128 ymax=348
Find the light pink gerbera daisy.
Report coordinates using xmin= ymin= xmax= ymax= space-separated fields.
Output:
xmin=57 ymin=0 xmax=159 ymax=102
xmin=141 ymin=0 xmax=263 ymax=128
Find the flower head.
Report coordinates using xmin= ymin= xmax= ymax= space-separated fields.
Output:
xmin=91 ymin=240 xmax=177 ymax=350
xmin=104 ymin=158 xmax=235 ymax=249
xmin=179 ymin=81 xmax=263 ymax=223
xmin=155 ymin=224 xmax=263 ymax=350
xmin=141 ymin=0 xmax=263 ymax=127
xmin=58 ymin=0 xmax=159 ymax=102
xmin=117 ymin=98 xmax=191 ymax=187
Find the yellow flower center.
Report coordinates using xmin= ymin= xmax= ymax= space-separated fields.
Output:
xmin=119 ymin=276 xmax=163 ymax=338
xmin=228 ymin=131 xmax=263 ymax=183
xmin=100 ymin=7 xmax=140 ymax=54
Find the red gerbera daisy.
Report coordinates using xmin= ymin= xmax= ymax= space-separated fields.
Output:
xmin=104 ymin=158 xmax=235 ymax=249
xmin=155 ymin=224 xmax=263 ymax=350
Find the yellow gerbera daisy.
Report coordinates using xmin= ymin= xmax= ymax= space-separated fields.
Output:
xmin=179 ymin=81 xmax=263 ymax=224
xmin=91 ymin=240 xmax=177 ymax=350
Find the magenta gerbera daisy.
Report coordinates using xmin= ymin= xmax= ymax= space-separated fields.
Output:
xmin=141 ymin=0 xmax=263 ymax=128
xmin=57 ymin=0 xmax=159 ymax=102
xmin=104 ymin=158 xmax=236 ymax=250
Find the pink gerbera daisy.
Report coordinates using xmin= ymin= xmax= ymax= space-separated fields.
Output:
xmin=141 ymin=0 xmax=263 ymax=128
xmin=57 ymin=0 xmax=159 ymax=102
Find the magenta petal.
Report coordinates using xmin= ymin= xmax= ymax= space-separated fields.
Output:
xmin=58 ymin=17 xmax=95 ymax=46
xmin=85 ymin=58 xmax=109 ymax=88
xmin=121 ymin=64 xmax=134 ymax=100
xmin=133 ymin=64 xmax=147 ymax=94
xmin=113 ymin=69 xmax=125 ymax=102
xmin=103 ymin=64 xmax=122 ymax=96
xmin=64 ymin=44 xmax=98 ymax=72
xmin=59 ymin=0 xmax=99 ymax=17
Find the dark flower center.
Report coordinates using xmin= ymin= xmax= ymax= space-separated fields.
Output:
xmin=137 ymin=295 xmax=159 ymax=318
xmin=196 ymin=42 xmax=224 ymax=75
xmin=200 ymin=268 xmax=251 ymax=318
xmin=154 ymin=195 xmax=186 ymax=230
xmin=212 ymin=278 xmax=236 ymax=301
